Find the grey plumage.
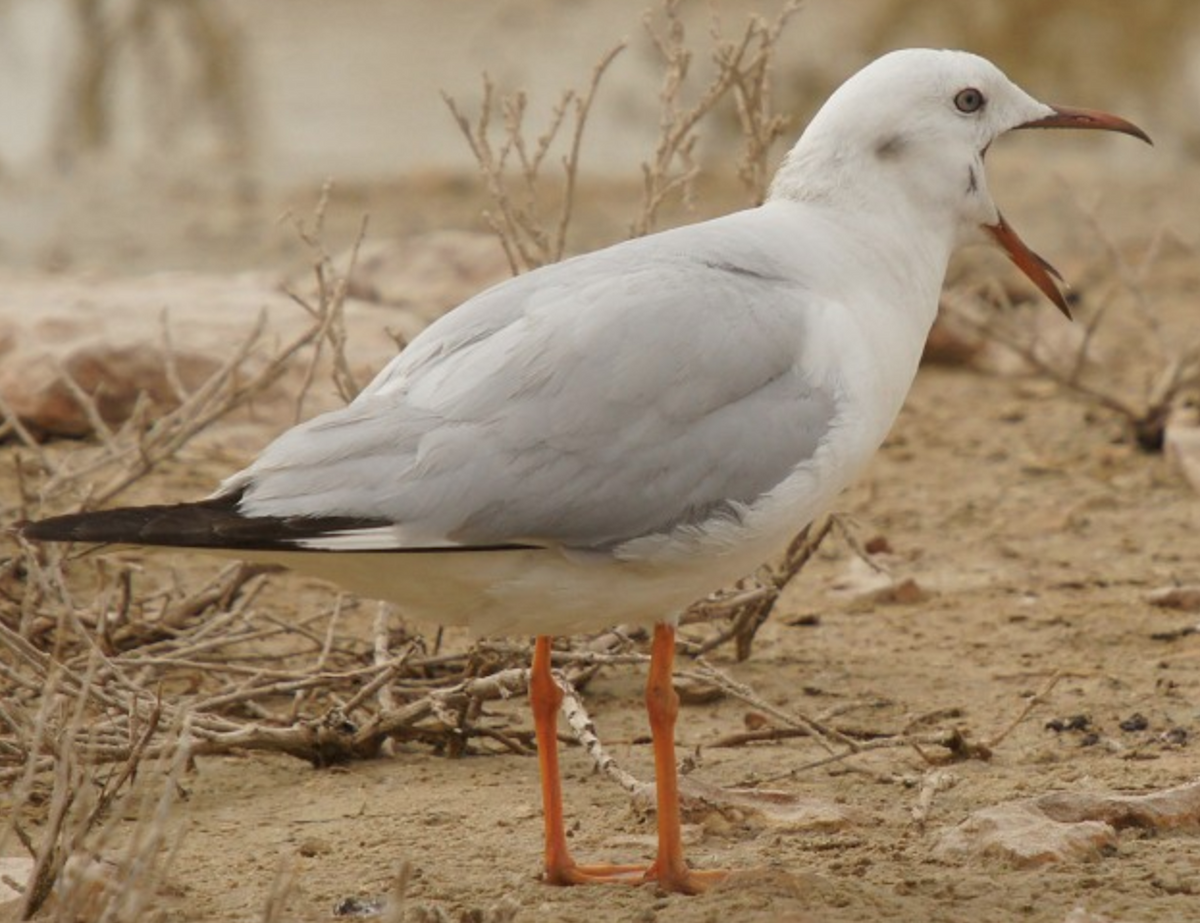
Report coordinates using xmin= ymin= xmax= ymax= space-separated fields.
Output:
xmin=221 ymin=209 xmax=841 ymax=553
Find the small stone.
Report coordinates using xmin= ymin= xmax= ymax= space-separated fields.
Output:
xmin=297 ymin=836 xmax=333 ymax=857
xmin=1064 ymin=907 xmax=1127 ymax=923
xmin=863 ymin=535 xmax=893 ymax=555
xmin=935 ymin=780 xmax=1200 ymax=867
xmin=1164 ymin=402 xmax=1200 ymax=493
xmin=933 ymin=801 xmax=1116 ymax=866
xmin=1045 ymin=714 xmax=1091 ymax=733
xmin=883 ymin=577 xmax=928 ymax=605
xmin=332 ymin=895 xmax=386 ymax=917
xmin=0 ymin=339 xmax=219 ymax=438
xmin=1146 ymin=585 xmax=1200 ymax=612
xmin=922 ymin=311 xmax=984 ymax=366
xmin=0 ymin=269 xmax=405 ymax=440
xmin=1152 ymin=871 xmax=1190 ymax=894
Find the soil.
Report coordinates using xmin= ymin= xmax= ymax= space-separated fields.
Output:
xmin=2 ymin=145 xmax=1199 ymax=923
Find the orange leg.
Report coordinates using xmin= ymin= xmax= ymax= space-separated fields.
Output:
xmin=530 ymin=629 xmax=727 ymax=892
xmin=530 ymin=636 xmax=644 ymax=885
xmin=642 ymin=623 xmax=728 ymax=894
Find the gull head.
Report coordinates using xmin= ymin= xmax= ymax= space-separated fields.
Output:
xmin=771 ymin=48 xmax=1150 ymax=317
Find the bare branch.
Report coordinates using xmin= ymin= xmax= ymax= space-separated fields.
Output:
xmin=442 ymin=44 xmax=625 ymax=272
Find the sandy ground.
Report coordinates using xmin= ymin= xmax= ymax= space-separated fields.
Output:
xmin=136 ymin=370 xmax=1200 ymax=923
xmin=2 ymin=145 xmax=1199 ymax=922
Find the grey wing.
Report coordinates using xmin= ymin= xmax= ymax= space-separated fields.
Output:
xmin=223 ymin=230 xmax=839 ymax=551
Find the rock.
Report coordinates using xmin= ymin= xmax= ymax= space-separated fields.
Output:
xmin=828 ymin=555 xmax=892 ymax=601
xmin=1036 ymin=781 xmax=1200 ymax=831
xmin=1146 ymin=585 xmax=1200 ymax=612
xmin=332 ymin=229 xmax=511 ymax=320
xmin=0 ymin=339 xmax=219 ymax=438
xmin=1164 ymin=401 xmax=1200 ymax=492
xmin=934 ymin=780 xmax=1200 ymax=866
xmin=296 ymin=836 xmax=333 ymax=857
xmin=1045 ymin=714 xmax=1091 ymax=734
xmin=828 ymin=557 xmax=929 ymax=607
xmin=922 ymin=309 xmax=986 ymax=367
xmin=1063 ymin=907 xmax=1129 ymax=923
xmin=933 ymin=799 xmax=1116 ymax=866
xmin=875 ymin=576 xmax=928 ymax=605
xmin=0 ymin=268 xmax=408 ymax=440
xmin=863 ymin=534 xmax=893 ymax=555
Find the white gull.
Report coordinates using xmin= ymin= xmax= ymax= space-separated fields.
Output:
xmin=20 ymin=48 xmax=1149 ymax=892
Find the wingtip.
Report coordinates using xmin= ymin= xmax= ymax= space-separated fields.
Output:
xmin=15 ymin=512 xmax=89 ymax=544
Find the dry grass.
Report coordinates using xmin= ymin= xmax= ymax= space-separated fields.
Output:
xmin=442 ymin=44 xmax=625 ymax=274
xmin=442 ymin=0 xmax=801 ymax=271
xmin=0 ymin=187 xmax=370 ymax=917
xmin=0 ymin=5 xmax=821 ymax=915
xmin=633 ymin=0 xmax=800 ymax=234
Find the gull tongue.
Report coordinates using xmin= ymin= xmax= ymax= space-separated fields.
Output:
xmin=986 ymin=212 xmax=1071 ymax=319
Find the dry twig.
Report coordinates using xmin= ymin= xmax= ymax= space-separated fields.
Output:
xmin=910 ymin=768 xmax=959 ymax=831
xmin=443 ymin=44 xmax=625 ymax=273
xmin=283 ymin=179 xmax=369 ymax=413
xmin=633 ymin=0 xmax=800 ymax=235
xmin=682 ymin=515 xmax=835 ymax=660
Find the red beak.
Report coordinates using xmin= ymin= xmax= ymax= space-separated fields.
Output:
xmin=1017 ymin=104 xmax=1152 ymax=145
xmin=986 ymin=213 xmax=1072 ymax=318
xmin=984 ymin=105 xmax=1151 ymax=318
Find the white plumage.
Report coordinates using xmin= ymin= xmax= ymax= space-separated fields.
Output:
xmin=21 ymin=48 xmax=1148 ymax=892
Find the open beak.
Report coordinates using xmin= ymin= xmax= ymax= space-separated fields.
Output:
xmin=987 ymin=214 xmax=1071 ymax=318
xmin=984 ymin=105 xmax=1151 ymax=318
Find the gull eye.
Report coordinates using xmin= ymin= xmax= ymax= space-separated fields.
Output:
xmin=954 ymin=87 xmax=986 ymax=114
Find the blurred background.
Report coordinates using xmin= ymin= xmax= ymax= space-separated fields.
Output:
xmin=0 ymin=0 xmax=1195 ymax=273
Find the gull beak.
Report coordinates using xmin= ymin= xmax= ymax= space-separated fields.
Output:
xmin=1016 ymin=105 xmax=1153 ymax=145
xmin=987 ymin=213 xmax=1071 ymax=318
xmin=984 ymin=105 xmax=1151 ymax=318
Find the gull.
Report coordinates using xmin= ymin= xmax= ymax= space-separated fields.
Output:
xmin=19 ymin=49 xmax=1149 ymax=893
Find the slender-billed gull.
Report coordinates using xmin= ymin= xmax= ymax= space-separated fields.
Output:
xmin=19 ymin=49 xmax=1149 ymax=892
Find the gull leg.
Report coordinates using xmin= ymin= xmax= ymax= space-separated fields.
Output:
xmin=642 ymin=622 xmax=728 ymax=894
xmin=530 ymin=635 xmax=645 ymax=885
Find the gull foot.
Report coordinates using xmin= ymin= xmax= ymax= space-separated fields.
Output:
xmin=543 ymin=861 xmax=649 ymax=886
xmin=544 ymin=861 xmax=729 ymax=893
xmin=642 ymin=861 xmax=729 ymax=895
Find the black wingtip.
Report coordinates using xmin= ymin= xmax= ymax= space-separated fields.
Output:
xmin=16 ymin=493 xmax=396 ymax=553
xmin=13 ymin=518 xmax=44 ymax=541
xmin=17 ymin=492 xmax=242 ymax=548
xmin=16 ymin=497 xmax=537 ymax=556
xmin=17 ymin=502 xmax=224 ymax=546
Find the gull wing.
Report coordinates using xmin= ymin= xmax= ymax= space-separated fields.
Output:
xmin=224 ymin=210 xmax=841 ymax=553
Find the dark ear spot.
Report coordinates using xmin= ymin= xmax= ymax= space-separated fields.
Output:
xmin=874 ymin=133 xmax=908 ymax=160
